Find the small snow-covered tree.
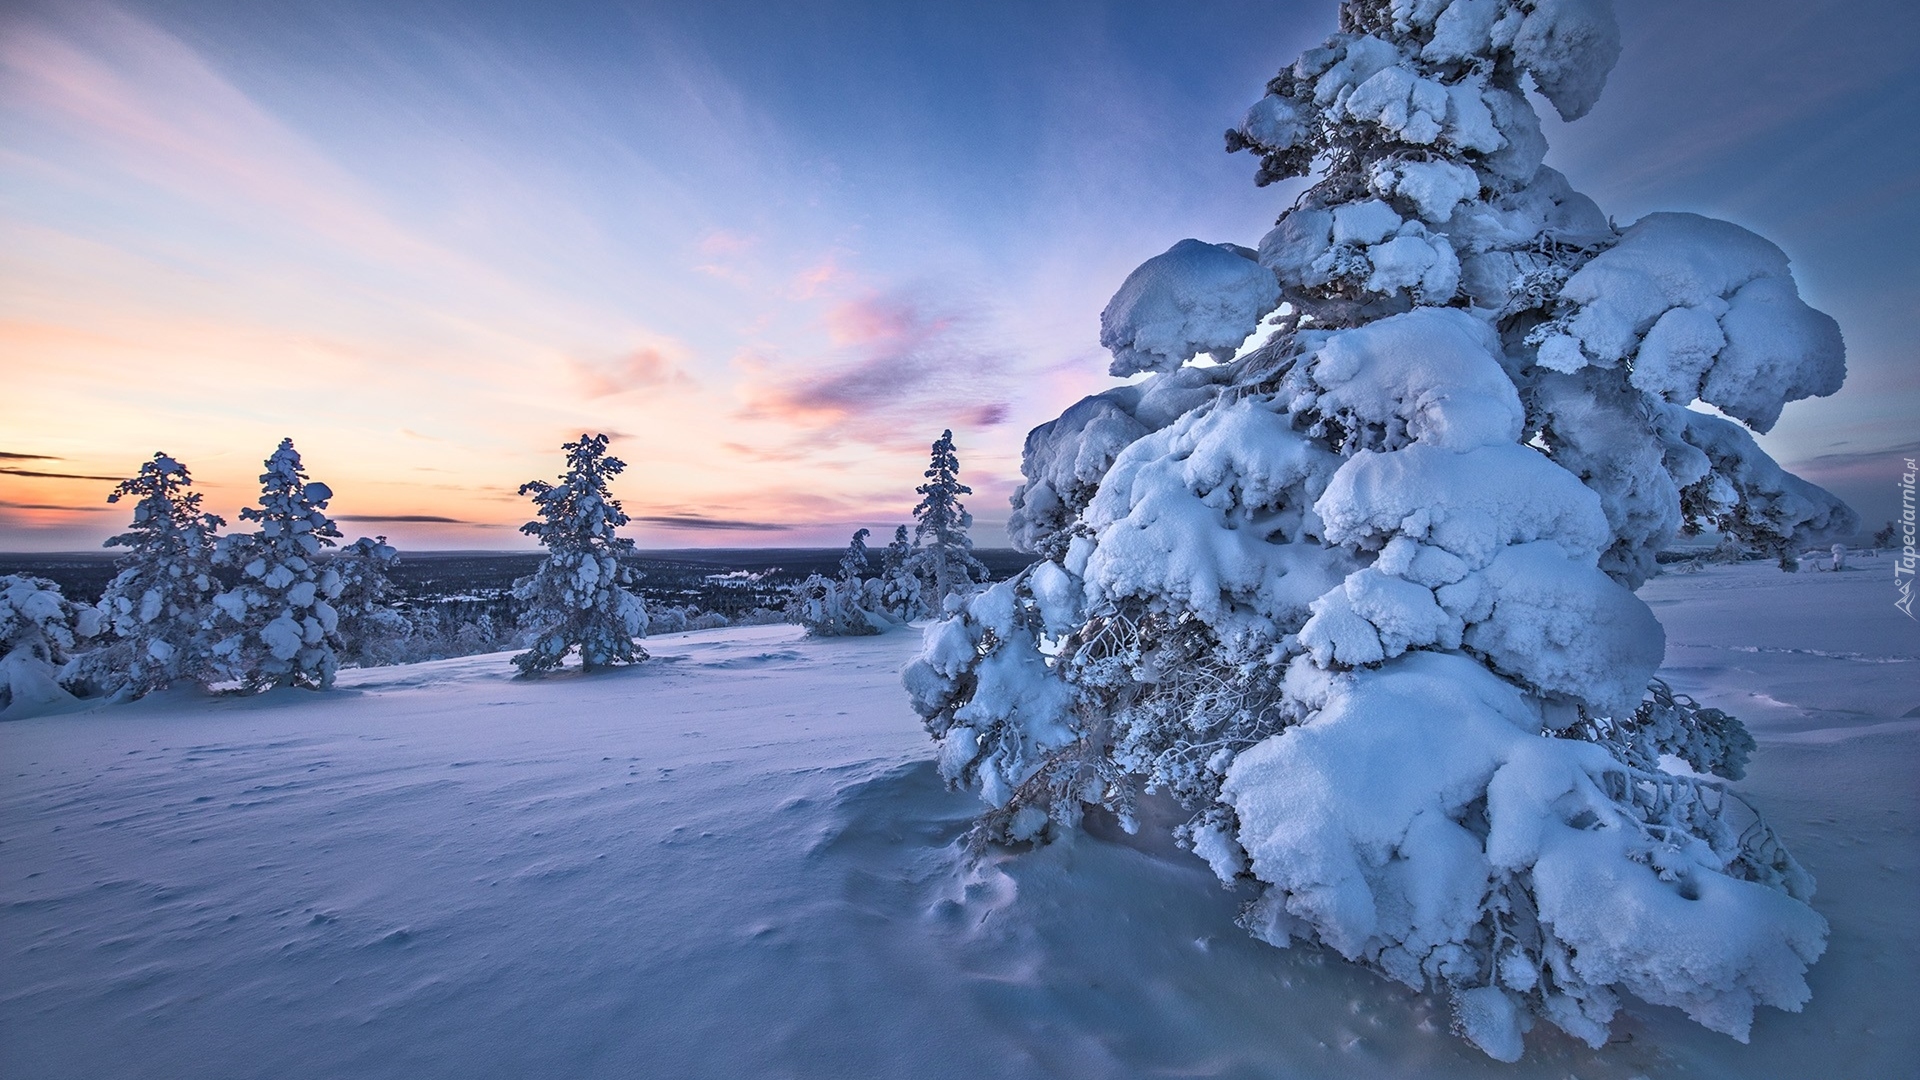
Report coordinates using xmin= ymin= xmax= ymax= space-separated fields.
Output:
xmin=208 ymin=439 xmax=347 ymax=691
xmin=878 ymin=524 xmax=926 ymax=620
xmin=330 ymin=536 xmax=408 ymax=668
xmin=908 ymin=430 xmax=988 ymax=608
xmin=908 ymin=0 xmax=1850 ymax=1061
xmin=840 ymin=527 xmax=873 ymax=580
xmin=68 ymin=452 xmax=224 ymax=700
xmin=512 ymin=434 xmax=648 ymax=674
xmin=0 ymin=575 xmax=99 ymax=717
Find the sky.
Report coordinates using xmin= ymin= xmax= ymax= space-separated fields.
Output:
xmin=2 ymin=0 xmax=1914 ymax=552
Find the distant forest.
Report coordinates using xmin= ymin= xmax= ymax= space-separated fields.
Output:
xmin=0 ymin=548 xmax=1038 ymax=626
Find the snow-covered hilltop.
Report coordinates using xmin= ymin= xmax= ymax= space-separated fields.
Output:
xmin=0 ymin=566 xmax=1913 ymax=1079
xmin=909 ymin=0 xmax=1859 ymax=1060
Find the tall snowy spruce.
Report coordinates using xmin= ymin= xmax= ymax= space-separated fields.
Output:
xmin=512 ymin=434 xmax=648 ymax=675
xmin=908 ymin=430 xmax=988 ymax=609
xmin=69 ymin=453 xmax=225 ymax=700
xmin=906 ymin=0 xmax=1851 ymax=1061
xmin=209 ymin=439 xmax=348 ymax=691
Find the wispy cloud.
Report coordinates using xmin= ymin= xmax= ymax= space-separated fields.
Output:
xmin=1785 ymin=441 xmax=1920 ymax=488
xmin=335 ymin=513 xmax=489 ymax=524
xmin=0 ymin=452 xmax=62 ymax=461
xmin=735 ymin=287 xmax=1013 ymax=446
xmin=569 ymin=346 xmax=695 ymax=397
xmin=0 ymin=499 xmax=109 ymax=512
xmin=635 ymin=514 xmax=794 ymax=532
xmin=0 ymin=466 xmax=120 ymax=480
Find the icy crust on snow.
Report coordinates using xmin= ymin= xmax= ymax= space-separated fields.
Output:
xmin=1099 ymin=239 xmax=1280 ymax=377
xmin=1225 ymin=651 xmax=1826 ymax=1061
xmin=1537 ymin=213 xmax=1845 ymax=432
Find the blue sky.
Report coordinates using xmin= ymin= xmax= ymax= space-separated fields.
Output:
xmin=2 ymin=0 xmax=1913 ymax=549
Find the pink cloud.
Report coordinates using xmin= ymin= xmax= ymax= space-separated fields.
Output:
xmin=698 ymin=229 xmax=757 ymax=256
xmin=823 ymin=293 xmax=951 ymax=347
xmin=788 ymin=253 xmax=854 ymax=299
xmin=733 ymin=286 xmax=1014 ymax=447
xmin=570 ymin=346 xmax=695 ymax=397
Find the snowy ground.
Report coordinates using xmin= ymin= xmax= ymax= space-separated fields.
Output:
xmin=2 ymin=562 xmax=1914 ymax=1078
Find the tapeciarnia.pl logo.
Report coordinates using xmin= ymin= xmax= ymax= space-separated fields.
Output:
xmin=1897 ymin=457 xmax=1916 ymax=619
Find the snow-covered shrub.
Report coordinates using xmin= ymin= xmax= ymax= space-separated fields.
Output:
xmin=908 ymin=430 xmax=988 ymax=608
xmin=0 ymin=575 xmax=99 ymax=717
xmin=330 ymin=536 xmax=409 ymax=668
xmin=67 ymin=452 xmax=224 ymax=700
xmin=788 ymin=528 xmax=888 ymax=637
xmin=512 ymin=434 xmax=648 ymax=675
xmin=908 ymin=0 xmax=1851 ymax=1061
xmin=649 ymin=606 xmax=692 ymax=635
xmin=785 ymin=573 xmax=882 ymax=637
xmin=208 ymin=439 xmax=347 ymax=691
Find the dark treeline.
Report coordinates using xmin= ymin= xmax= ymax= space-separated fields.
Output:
xmin=0 ymin=548 xmax=1036 ymax=634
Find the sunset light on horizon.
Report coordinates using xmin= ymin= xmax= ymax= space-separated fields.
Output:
xmin=3 ymin=0 xmax=1914 ymax=552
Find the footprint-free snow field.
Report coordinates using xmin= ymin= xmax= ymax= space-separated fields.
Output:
xmin=3 ymin=562 xmax=1915 ymax=1078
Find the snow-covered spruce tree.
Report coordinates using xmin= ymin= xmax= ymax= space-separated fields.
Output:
xmin=0 ymin=575 xmax=99 ymax=717
xmin=329 ymin=535 xmax=409 ymax=667
xmin=908 ymin=430 xmax=988 ymax=610
xmin=208 ymin=439 xmax=348 ymax=691
xmin=878 ymin=524 xmax=927 ymax=620
xmin=840 ymin=527 xmax=873 ymax=580
xmin=906 ymin=0 xmax=1851 ymax=1061
xmin=788 ymin=528 xmax=883 ymax=637
xmin=68 ymin=452 xmax=224 ymax=700
xmin=512 ymin=434 xmax=648 ymax=675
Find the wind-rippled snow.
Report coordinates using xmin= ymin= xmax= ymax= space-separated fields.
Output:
xmin=2 ymin=564 xmax=1914 ymax=1078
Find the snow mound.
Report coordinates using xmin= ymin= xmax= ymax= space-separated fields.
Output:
xmin=1229 ymin=650 xmax=1826 ymax=1060
xmin=4 ymin=585 xmax=1917 ymax=1079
